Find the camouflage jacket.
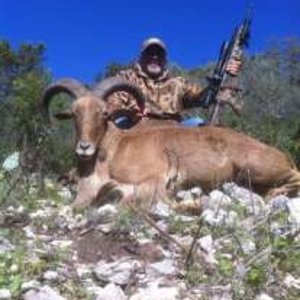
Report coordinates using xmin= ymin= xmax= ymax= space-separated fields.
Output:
xmin=107 ymin=63 xmax=206 ymax=116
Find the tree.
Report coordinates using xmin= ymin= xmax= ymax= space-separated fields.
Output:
xmin=0 ymin=41 xmax=49 ymax=160
xmin=0 ymin=41 xmax=76 ymax=175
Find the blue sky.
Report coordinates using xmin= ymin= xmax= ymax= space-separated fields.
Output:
xmin=1 ymin=0 xmax=299 ymax=82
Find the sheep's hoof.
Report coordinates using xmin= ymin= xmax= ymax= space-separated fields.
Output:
xmin=173 ymin=197 xmax=205 ymax=215
xmin=265 ymin=187 xmax=288 ymax=201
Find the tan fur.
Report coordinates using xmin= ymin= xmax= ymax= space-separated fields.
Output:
xmin=65 ymin=96 xmax=300 ymax=211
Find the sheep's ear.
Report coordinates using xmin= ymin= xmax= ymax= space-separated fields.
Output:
xmin=54 ymin=109 xmax=73 ymax=119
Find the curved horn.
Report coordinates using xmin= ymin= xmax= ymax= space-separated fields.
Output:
xmin=41 ymin=78 xmax=89 ymax=121
xmin=93 ymin=77 xmax=146 ymax=111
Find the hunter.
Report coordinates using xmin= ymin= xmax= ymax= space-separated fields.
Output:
xmin=107 ymin=37 xmax=242 ymax=128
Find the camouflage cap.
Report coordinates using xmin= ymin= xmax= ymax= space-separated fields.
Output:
xmin=141 ymin=37 xmax=167 ymax=53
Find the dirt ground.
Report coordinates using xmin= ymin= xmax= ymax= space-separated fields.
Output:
xmin=74 ymin=229 xmax=164 ymax=264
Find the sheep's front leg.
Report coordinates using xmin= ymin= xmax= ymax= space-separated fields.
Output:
xmin=72 ymin=174 xmax=104 ymax=209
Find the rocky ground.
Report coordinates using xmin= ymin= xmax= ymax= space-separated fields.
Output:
xmin=0 ymin=170 xmax=300 ymax=300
